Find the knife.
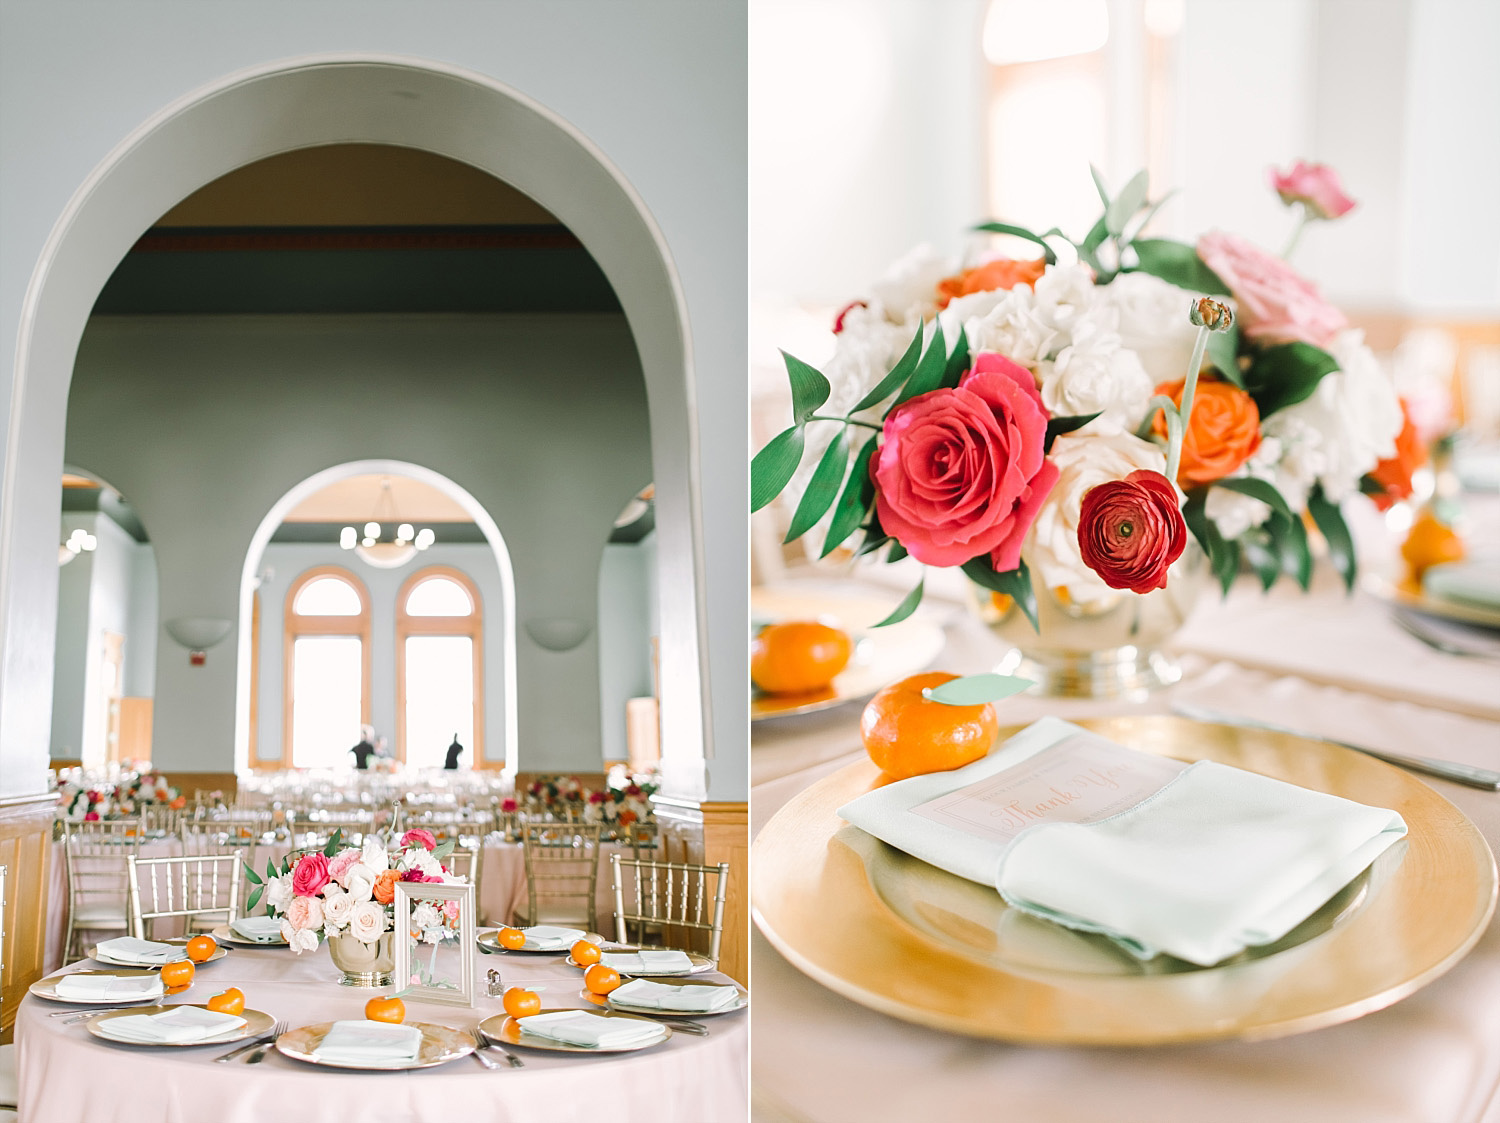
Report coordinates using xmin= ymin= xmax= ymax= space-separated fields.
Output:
xmin=1171 ymin=704 xmax=1500 ymax=791
xmin=213 ymin=1032 xmax=277 ymax=1063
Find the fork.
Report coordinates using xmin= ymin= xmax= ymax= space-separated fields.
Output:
xmin=470 ymin=1028 xmax=500 ymax=1070
xmin=243 ymin=1021 xmax=287 ymax=1064
xmin=1392 ymin=608 xmax=1500 ymax=662
xmin=476 ymin=1029 xmax=525 ymax=1068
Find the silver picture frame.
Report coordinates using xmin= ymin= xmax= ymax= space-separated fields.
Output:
xmin=392 ymin=881 xmax=476 ymax=1007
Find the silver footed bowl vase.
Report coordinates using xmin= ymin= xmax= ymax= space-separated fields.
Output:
xmin=972 ymin=541 xmax=1207 ymax=699
xmin=327 ymin=931 xmax=395 ymax=987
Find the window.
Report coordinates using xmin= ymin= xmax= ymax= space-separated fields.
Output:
xmin=397 ymin=567 xmax=484 ymax=768
xmin=284 ymin=566 xmax=371 ymax=768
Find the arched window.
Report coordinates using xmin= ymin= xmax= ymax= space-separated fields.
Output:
xmin=284 ymin=566 xmax=371 ymax=768
xmin=397 ymin=566 xmax=484 ymax=768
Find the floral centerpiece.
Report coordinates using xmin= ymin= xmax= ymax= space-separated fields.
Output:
xmin=585 ymin=771 xmax=659 ymax=836
xmin=754 ymin=164 xmax=1418 ymax=683
xmin=57 ymin=770 xmax=185 ymax=822
xmin=244 ymin=828 xmax=466 ymax=979
xmin=525 ymin=775 xmax=590 ymax=818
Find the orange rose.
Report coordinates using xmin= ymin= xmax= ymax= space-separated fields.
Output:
xmin=372 ymin=868 xmax=400 ymax=905
xmin=1153 ymin=376 xmax=1262 ymax=486
xmin=935 ymin=257 xmax=1046 ymax=309
xmin=1367 ymin=401 xmax=1426 ymax=511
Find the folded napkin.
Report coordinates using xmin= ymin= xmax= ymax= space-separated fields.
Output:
xmin=520 ymin=925 xmax=588 ymax=950
xmin=102 ymin=1006 xmax=245 ymax=1044
xmin=600 ymin=949 xmax=695 ymax=975
xmin=312 ymin=1020 xmax=424 ymax=1065
xmin=1424 ymin=561 xmax=1500 ymax=609
xmin=230 ymin=916 xmax=286 ymax=943
xmin=55 ymin=973 xmax=165 ymax=1002
xmin=516 ymin=1010 xmax=663 ymax=1048
xmin=94 ymin=937 xmax=187 ymax=965
xmin=611 ymin=978 xmax=739 ymax=1012
xmin=840 ymin=717 xmax=1407 ymax=967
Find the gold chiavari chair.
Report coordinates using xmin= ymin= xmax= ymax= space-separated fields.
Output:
xmin=127 ymin=853 xmax=241 ymax=939
xmin=63 ymin=819 xmax=143 ymax=962
xmin=444 ymin=841 xmax=486 ymax=924
xmin=610 ymin=853 xmax=729 ymax=966
xmin=517 ymin=822 xmax=602 ymax=928
xmin=1 ymin=863 xmax=15 ymax=1118
xmin=627 ymin=820 xmax=659 ymax=859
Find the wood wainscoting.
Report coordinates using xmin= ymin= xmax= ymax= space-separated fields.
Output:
xmin=0 ymin=792 xmax=56 ymax=1037
xmin=653 ymin=798 xmax=749 ymax=986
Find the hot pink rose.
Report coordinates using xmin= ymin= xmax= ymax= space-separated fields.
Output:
xmin=1196 ymin=231 xmax=1346 ymax=348
xmin=1269 ymin=161 xmax=1356 ymax=220
xmin=326 ymin=848 xmax=360 ymax=888
xmin=1077 ymin=470 xmax=1187 ymax=593
xmin=400 ymin=828 xmax=437 ymax=852
xmin=83 ymin=811 xmax=99 ymax=821
xmin=500 ymin=798 xmax=518 ymax=813
xmin=284 ymin=894 xmax=324 ymax=931
xmin=291 ymin=851 xmax=330 ymax=897
xmin=873 ymin=352 xmax=1057 ymax=570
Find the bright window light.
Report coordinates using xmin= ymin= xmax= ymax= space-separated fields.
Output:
xmin=293 ymin=576 xmax=362 ymax=616
xmin=290 ymin=635 xmax=363 ymax=768
xmin=984 ymin=0 xmax=1109 ymax=65
xmin=404 ymin=635 xmax=474 ymax=769
xmin=405 ymin=577 xmax=473 ymax=617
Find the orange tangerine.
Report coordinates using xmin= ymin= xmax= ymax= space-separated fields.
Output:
xmin=570 ymin=939 xmax=602 ymax=967
xmin=496 ymin=927 xmax=527 ymax=950
xmin=160 ymin=959 xmax=194 ymax=989
xmin=860 ymin=671 xmax=1000 ymax=781
xmin=206 ymin=987 xmax=244 ymax=1015
xmin=751 ymin=621 xmax=853 ymax=695
xmin=185 ymin=935 xmax=217 ymax=963
xmin=502 ymin=987 xmax=541 ymax=1018
xmin=1401 ymin=509 xmax=1465 ymax=583
xmin=364 ymin=995 xmax=405 ymax=1023
xmin=583 ymin=964 xmax=621 ymax=995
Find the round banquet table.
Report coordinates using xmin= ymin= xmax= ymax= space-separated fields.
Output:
xmin=751 ymin=501 xmax=1500 ymax=1123
xmin=18 ymin=940 xmax=746 ymax=1123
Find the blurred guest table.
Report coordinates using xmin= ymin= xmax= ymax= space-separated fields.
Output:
xmin=19 ymin=939 xmax=745 ymax=1123
xmin=752 ymin=560 xmax=1500 ymax=1123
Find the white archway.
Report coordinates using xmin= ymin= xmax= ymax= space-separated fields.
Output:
xmin=240 ymin=459 xmax=518 ymax=777
xmin=1 ymin=54 xmax=709 ymax=798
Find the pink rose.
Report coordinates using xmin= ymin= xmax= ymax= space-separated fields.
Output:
xmin=1196 ymin=231 xmax=1346 ymax=348
xmin=326 ymin=848 xmax=360 ymax=888
xmin=83 ymin=811 xmax=99 ymax=821
xmin=284 ymin=895 xmax=325 ymax=932
xmin=1269 ymin=161 xmax=1356 ymax=220
xmin=400 ymin=828 xmax=437 ymax=852
xmin=873 ymin=352 xmax=1058 ymax=570
xmin=291 ymin=851 xmax=330 ymax=897
xmin=441 ymin=900 xmax=460 ymax=921
xmin=500 ymin=798 xmax=518 ymax=813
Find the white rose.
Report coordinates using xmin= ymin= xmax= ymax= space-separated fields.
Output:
xmin=412 ymin=902 xmax=441 ymax=930
xmin=1032 ymin=263 xmax=1098 ymax=334
xmin=288 ymin=927 xmax=320 ymax=953
xmin=347 ymin=900 xmax=387 ymax=944
xmin=866 ymin=243 xmax=951 ymax=324
xmin=344 ymin=864 xmax=376 ymax=904
xmin=408 ymin=849 xmax=444 ymax=879
xmin=964 ymin=287 xmax=1059 ymax=368
xmin=1024 ymin=430 xmax=1169 ymax=604
xmin=361 ymin=837 xmax=389 ymax=874
xmin=265 ymin=874 xmax=293 ymax=914
xmin=1035 ymin=317 xmax=1152 ymax=428
xmin=321 ymin=886 xmax=354 ymax=929
xmin=1099 ymin=271 xmax=1207 ymax=386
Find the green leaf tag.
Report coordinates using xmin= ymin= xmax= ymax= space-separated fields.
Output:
xmin=921 ymin=673 xmax=1035 ymax=706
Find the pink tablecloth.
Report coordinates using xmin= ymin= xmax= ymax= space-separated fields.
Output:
xmin=18 ymin=941 xmax=746 ymax=1123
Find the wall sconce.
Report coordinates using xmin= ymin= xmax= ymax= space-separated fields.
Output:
xmin=523 ymin=617 xmax=592 ymax=652
xmin=164 ymin=617 xmax=233 ymax=665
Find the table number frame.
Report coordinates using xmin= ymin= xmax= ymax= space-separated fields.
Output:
xmin=393 ymin=881 xmax=476 ymax=1008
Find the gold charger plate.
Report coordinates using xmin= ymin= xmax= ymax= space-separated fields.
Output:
xmin=89 ymin=944 xmax=228 ymax=968
xmin=1366 ymin=573 xmax=1500 ymax=630
xmin=478 ymin=929 xmax=604 ymax=954
xmin=29 ymin=969 xmax=173 ymax=1004
xmin=752 ymin=714 xmax=1497 ymax=1045
xmin=86 ymin=1004 xmax=272 ymax=1046
xmin=478 ymin=1008 xmax=672 ymax=1053
xmin=750 ymin=586 xmax=945 ymax=720
xmin=209 ymin=923 xmax=288 ymax=948
xmin=275 ymin=1021 xmax=474 ymax=1070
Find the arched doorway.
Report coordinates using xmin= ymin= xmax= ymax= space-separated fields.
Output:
xmin=2 ymin=55 xmax=709 ymax=800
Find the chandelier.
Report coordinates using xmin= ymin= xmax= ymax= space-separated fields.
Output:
xmin=58 ymin=527 xmax=98 ymax=566
xmin=339 ymin=477 xmax=434 ymax=569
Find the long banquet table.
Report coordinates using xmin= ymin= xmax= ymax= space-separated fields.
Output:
xmin=19 ymin=937 xmax=746 ymax=1123
xmin=751 ymin=558 xmax=1500 ymax=1123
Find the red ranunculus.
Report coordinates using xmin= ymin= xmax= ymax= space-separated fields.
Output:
xmin=873 ymin=352 xmax=1058 ymax=570
xmin=400 ymin=828 xmax=437 ymax=852
xmin=291 ymin=851 xmax=330 ymax=897
xmin=1077 ymin=470 xmax=1188 ymax=593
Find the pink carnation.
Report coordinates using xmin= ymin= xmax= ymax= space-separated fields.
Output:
xmin=291 ymin=851 xmax=330 ymax=897
xmin=401 ymin=868 xmax=439 ymax=882
xmin=1197 ymin=231 xmax=1346 ymax=348
xmin=400 ymin=828 xmax=437 ymax=851
xmin=326 ymin=848 xmax=361 ymax=888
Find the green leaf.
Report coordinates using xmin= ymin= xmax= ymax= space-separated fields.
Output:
xmin=1077 ymin=215 xmax=1110 ymax=275
xmin=1307 ymin=486 xmax=1356 ymax=592
xmin=973 ymin=222 xmax=1058 ymax=265
xmin=923 ymin=673 xmax=1035 ymax=706
xmin=894 ymin=319 xmax=949 ymax=404
xmin=962 ymin=557 xmax=1039 ymax=632
xmin=1267 ymin=510 xmax=1313 ymax=590
xmin=821 ymin=434 xmax=878 ymax=558
xmin=1244 ymin=342 xmax=1340 ymax=417
xmin=1183 ymin=490 xmax=1239 ymax=595
xmin=1122 ymin=189 xmax=1177 ymax=243
xmin=1129 ymin=239 xmax=1232 ymax=296
xmin=1105 ymin=169 xmax=1149 ymax=237
xmin=242 ymin=862 xmax=263 ymax=886
xmin=1044 ymin=411 xmax=1102 ymax=454
xmin=855 ymin=532 xmax=891 ymax=558
xmin=1089 ymin=164 xmax=1112 ymax=210
xmin=432 ymin=837 xmax=456 ymax=861
xmin=941 ymin=327 xmax=971 ymax=390
xmin=784 ymin=428 xmax=850 ymax=542
xmin=782 ymin=350 xmax=830 ymax=424
xmin=1205 ymin=323 xmax=1243 ymax=386
xmin=751 ymin=426 xmax=805 ymax=512
xmin=886 ymin=540 xmax=909 ymax=564
xmin=1212 ymin=477 xmax=1297 ymax=524
xmin=322 ymin=829 xmax=342 ymax=858
xmin=265 ymin=859 xmax=278 ymax=883
xmin=1239 ymin=529 xmax=1282 ymax=592
xmin=872 ymin=576 xmax=925 ymax=627
xmin=852 ymin=326 xmax=923 ymax=413
xmin=246 ymin=886 xmax=263 ymax=914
